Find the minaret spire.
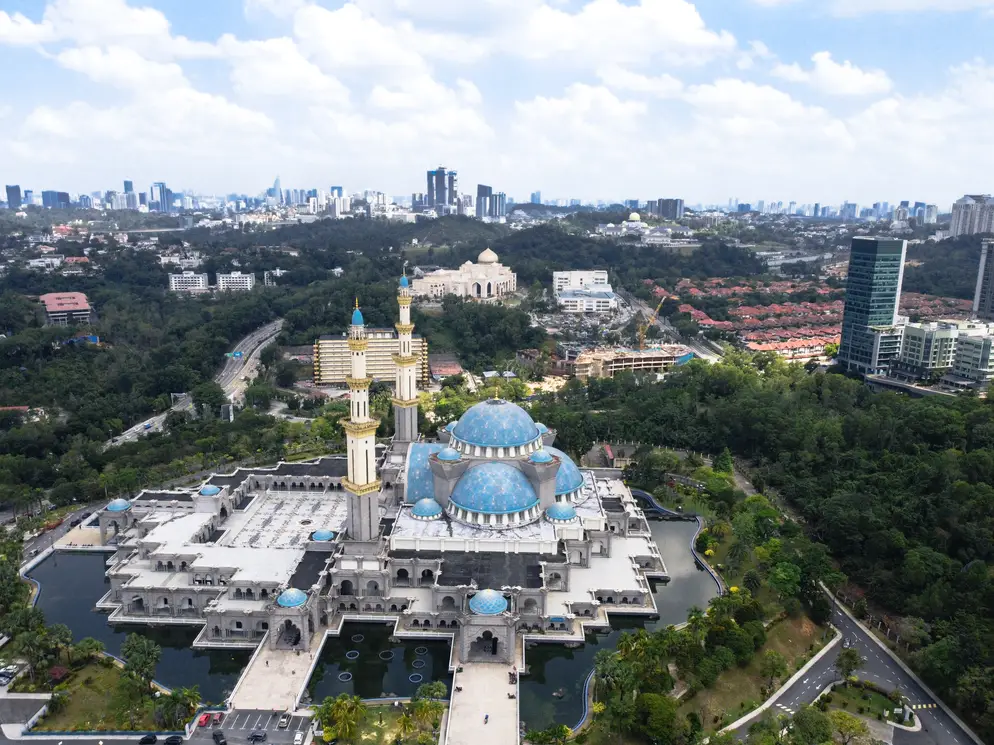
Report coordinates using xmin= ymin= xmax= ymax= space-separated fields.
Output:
xmin=392 ymin=274 xmax=420 ymax=442
xmin=341 ymin=302 xmax=381 ymax=541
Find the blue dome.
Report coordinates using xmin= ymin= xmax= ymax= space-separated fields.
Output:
xmin=450 ymin=463 xmax=538 ymax=515
xmin=106 ymin=498 xmax=131 ymax=512
xmin=469 ymin=589 xmax=508 ymax=615
xmin=351 ymin=307 xmax=365 ymax=326
xmin=436 ymin=447 xmax=461 ymax=462
xmin=312 ymin=529 xmax=335 ymax=541
xmin=276 ymin=588 xmax=308 ymax=608
xmin=546 ymin=503 xmax=577 ymax=522
xmin=546 ymin=446 xmax=584 ymax=495
xmin=412 ymin=498 xmax=443 ymax=518
xmin=452 ymin=399 xmax=540 ymax=448
xmin=200 ymin=485 xmax=221 ymax=496
xmin=445 ymin=421 xmax=457 ymax=431
xmin=529 ymin=449 xmax=554 ymax=464
xmin=536 ymin=422 xmax=549 ymax=433
xmin=400 ymin=275 xmax=409 ymax=288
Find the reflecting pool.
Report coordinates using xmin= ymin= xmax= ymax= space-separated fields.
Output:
xmin=27 ymin=552 xmax=249 ymax=704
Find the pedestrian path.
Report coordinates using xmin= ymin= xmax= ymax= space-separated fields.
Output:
xmin=447 ymin=663 xmax=518 ymax=745
xmin=231 ymin=632 xmax=323 ymax=711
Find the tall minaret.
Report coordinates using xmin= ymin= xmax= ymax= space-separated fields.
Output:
xmin=341 ymin=300 xmax=381 ymax=541
xmin=392 ymin=274 xmax=420 ymax=442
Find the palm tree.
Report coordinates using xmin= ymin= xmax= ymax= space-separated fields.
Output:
xmin=414 ymin=699 xmax=443 ymax=728
xmin=48 ymin=623 xmax=73 ymax=665
xmin=397 ymin=710 xmax=416 ymax=739
xmin=330 ymin=693 xmax=366 ymax=743
xmin=686 ymin=606 xmax=708 ymax=645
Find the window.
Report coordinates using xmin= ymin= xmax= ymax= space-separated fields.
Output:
xmin=235 ymin=621 xmax=243 ymax=629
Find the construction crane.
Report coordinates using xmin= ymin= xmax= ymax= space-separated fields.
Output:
xmin=637 ymin=299 xmax=665 ymax=351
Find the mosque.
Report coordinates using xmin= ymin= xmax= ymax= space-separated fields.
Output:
xmin=95 ymin=275 xmax=667 ymax=666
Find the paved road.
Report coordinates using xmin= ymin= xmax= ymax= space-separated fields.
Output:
xmin=728 ymin=599 xmax=974 ymax=745
xmin=107 ymin=320 xmax=283 ymax=447
xmin=21 ymin=504 xmax=100 ymax=559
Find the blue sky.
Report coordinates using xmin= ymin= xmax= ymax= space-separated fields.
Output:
xmin=1 ymin=0 xmax=993 ymax=206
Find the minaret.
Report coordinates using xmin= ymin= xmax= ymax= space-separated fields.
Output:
xmin=341 ymin=300 xmax=381 ymax=541
xmin=392 ymin=274 xmax=420 ymax=442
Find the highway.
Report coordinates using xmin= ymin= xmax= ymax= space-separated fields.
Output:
xmin=107 ymin=320 xmax=283 ymax=447
xmin=728 ymin=597 xmax=977 ymax=745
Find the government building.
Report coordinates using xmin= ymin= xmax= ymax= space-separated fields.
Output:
xmin=411 ymin=247 xmax=516 ymax=301
xmin=93 ymin=274 xmax=666 ymax=689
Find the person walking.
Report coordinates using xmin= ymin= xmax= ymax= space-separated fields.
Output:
xmin=484 ymin=714 xmax=489 ymax=724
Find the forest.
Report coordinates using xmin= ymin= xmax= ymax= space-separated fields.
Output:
xmin=903 ymin=233 xmax=988 ymax=299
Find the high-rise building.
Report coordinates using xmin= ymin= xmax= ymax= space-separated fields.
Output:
xmin=330 ymin=186 xmax=343 ymax=198
xmin=151 ymin=182 xmax=170 ymax=212
xmin=5 ymin=185 xmax=21 ymax=209
xmin=426 ymin=166 xmax=450 ymax=208
xmin=951 ymin=195 xmax=994 ymax=236
xmin=840 ymin=202 xmax=858 ymax=220
xmin=492 ymin=192 xmax=507 ymax=218
xmin=123 ymin=180 xmax=134 ymax=194
xmin=924 ymin=205 xmax=939 ymax=224
xmin=838 ymin=237 xmax=908 ymax=376
xmin=813 ymin=203 xmax=821 ymax=218
xmin=476 ymin=184 xmax=492 ymax=219
xmin=972 ymin=240 xmax=994 ymax=321
xmin=41 ymin=191 xmax=70 ymax=209
xmin=658 ymin=198 xmax=684 ymax=220
xmin=273 ymin=176 xmax=283 ymax=205
xmin=446 ymin=171 xmax=457 ymax=206
xmin=530 ymin=191 xmax=541 ymax=205
xmin=139 ymin=193 xmax=147 ymax=207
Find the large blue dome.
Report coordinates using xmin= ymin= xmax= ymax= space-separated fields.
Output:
xmin=450 ymin=463 xmax=538 ymax=515
xmin=276 ymin=588 xmax=308 ymax=608
xmin=412 ymin=498 xmax=443 ymax=518
xmin=106 ymin=498 xmax=131 ymax=512
xmin=546 ymin=446 xmax=584 ymax=495
xmin=469 ymin=589 xmax=508 ymax=615
xmin=546 ymin=503 xmax=577 ymax=522
xmin=351 ymin=307 xmax=364 ymax=326
xmin=452 ymin=399 xmax=540 ymax=448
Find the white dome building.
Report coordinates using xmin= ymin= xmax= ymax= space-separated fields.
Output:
xmin=409 ymin=247 xmax=517 ymax=301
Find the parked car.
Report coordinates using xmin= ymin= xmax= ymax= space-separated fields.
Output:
xmin=213 ymin=732 xmax=227 ymax=745
xmin=199 ymin=714 xmax=211 ymax=727
xmin=0 ymin=675 xmax=13 ymax=687
xmin=139 ymin=736 xmax=157 ymax=745
xmin=277 ymin=715 xmax=291 ymax=729
xmin=213 ymin=712 xmax=225 ymax=725
xmin=165 ymin=736 xmax=183 ymax=745
xmin=0 ymin=664 xmax=19 ymax=676
xmin=248 ymin=732 xmax=267 ymax=743
xmin=293 ymin=732 xmax=304 ymax=745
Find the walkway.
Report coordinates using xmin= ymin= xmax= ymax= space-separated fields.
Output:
xmin=447 ymin=663 xmax=517 ymax=745
xmin=231 ymin=631 xmax=323 ymax=712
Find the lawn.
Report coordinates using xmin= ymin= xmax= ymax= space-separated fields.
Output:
xmin=679 ymin=615 xmax=830 ymax=732
xmin=352 ymin=703 xmax=447 ymax=745
xmin=823 ymin=684 xmax=897 ymax=721
xmin=32 ymin=661 xmax=158 ymax=732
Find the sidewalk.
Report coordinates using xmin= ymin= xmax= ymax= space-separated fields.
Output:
xmin=446 ymin=664 xmax=517 ymax=745
xmin=231 ymin=633 xmax=323 ymax=712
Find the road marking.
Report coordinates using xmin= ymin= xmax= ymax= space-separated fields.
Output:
xmin=802 ymin=678 xmax=809 ymax=684
xmin=253 ymin=714 xmax=264 ymax=729
xmin=911 ymin=703 xmax=937 ymax=710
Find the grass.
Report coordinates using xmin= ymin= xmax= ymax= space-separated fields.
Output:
xmin=32 ymin=660 xmax=158 ymax=732
xmin=824 ymin=684 xmax=897 ymax=720
xmin=352 ymin=704 xmax=446 ymax=745
xmin=679 ymin=615 xmax=830 ymax=732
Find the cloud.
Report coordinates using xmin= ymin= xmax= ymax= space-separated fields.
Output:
xmin=56 ymin=46 xmax=188 ymax=91
xmin=772 ymin=51 xmax=893 ymax=96
xmin=829 ymin=0 xmax=994 ymax=14
xmin=597 ymin=66 xmax=683 ymax=97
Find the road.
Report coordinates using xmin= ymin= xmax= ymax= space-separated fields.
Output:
xmin=107 ymin=320 xmax=283 ymax=447
xmin=189 ymin=710 xmax=312 ymax=745
xmin=21 ymin=503 xmax=101 ymax=559
xmin=627 ymin=294 xmax=723 ymax=363
xmin=728 ymin=599 xmax=975 ymax=745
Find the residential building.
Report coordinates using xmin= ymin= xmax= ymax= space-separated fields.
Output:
xmin=263 ymin=269 xmax=287 ymax=286
xmin=39 ymin=292 xmax=92 ymax=326
xmin=217 ymin=271 xmax=256 ymax=292
xmin=556 ymin=289 xmax=619 ymax=314
xmin=951 ymin=195 xmax=994 ymax=237
xmin=838 ymin=237 xmax=907 ymax=375
xmin=168 ymin=271 xmax=209 ymax=293
xmin=553 ymin=270 xmax=610 ymax=293
xmin=650 ymin=198 xmax=684 ymax=220
xmin=892 ymin=321 xmax=961 ymax=380
xmin=5 ymin=185 xmax=21 ymax=209
xmin=973 ymin=240 xmax=994 ymax=321
xmin=313 ymin=329 xmax=429 ymax=386
xmin=410 ymin=248 xmax=516 ymax=301
xmin=572 ymin=346 xmax=695 ymax=381
xmin=27 ymin=255 xmax=64 ymax=271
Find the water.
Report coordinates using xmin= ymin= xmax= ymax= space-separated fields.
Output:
xmin=307 ymin=622 xmax=452 ymax=703
xmin=27 ymin=552 xmax=250 ymax=704
xmin=517 ymin=520 xmax=719 ymax=730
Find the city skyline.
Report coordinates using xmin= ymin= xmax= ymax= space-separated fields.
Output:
xmin=1 ymin=1 xmax=993 ymax=203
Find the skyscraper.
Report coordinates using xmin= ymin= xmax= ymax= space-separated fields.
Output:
xmin=446 ymin=171 xmax=457 ymax=206
xmin=972 ymin=240 xmax=994 ymax=321
xmin=123 ymin=180 xmax=134 ymax=194
xmin=658 ymin=198 xmax=684 ymax=220
xmin=426 ymin=167 xmax=449 ymax=209
xmin=838 ymin=237 xmax=907 ymax=376
xmin=493 ymin=192 xmax=507 ymax=218
xmin=924 ymin=205 xmax=939 ymax=224
xmin=5 ymin=185 xmax=21 ymax=209
xmin=530 ymin=191 xmax=541 ymax=205
xmin=813 ymin=203 xmax=821 ymax=218
xmin=273 ymin=176 xmax=283 ymax=205
xmin=152 ymin=182 xmax=169 ymax=212
xmin=476 ymin=184 xmax=492 ymax=218
xmin=42 ymin=190 xmax=69 ymax=209
xmin=951 ymin=195 xmax=994 ymax=236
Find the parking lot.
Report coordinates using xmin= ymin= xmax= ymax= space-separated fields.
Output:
xmin=190 ymin=710 xmax=312 ymax=745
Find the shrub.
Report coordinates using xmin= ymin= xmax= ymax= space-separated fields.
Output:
xmin=858 ymin=707 xmax=865 ymax=714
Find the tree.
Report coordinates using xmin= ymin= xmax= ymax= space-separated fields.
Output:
xmin=191 ymin=381 xmax=226 ymax=416
xmin=414 ymin=698 xmax=443 ymax=729
xmin=413 ymin=680 xmax=448 ymax=702
xmin=636 ymin=693 xmax=684 ymax=745
xmin=768 ymin=562 xmax=802 ymax=599
xmin=121 ymin=633 xmax=161 ymax=701
xmin=760 ymin=650 xmax=788 ymax=690
xmin=12 ymin=629 xmax=55 ymax=682
xmin=48 ymin=623 xmax=73 ymax=664
xmin=713 ymin=447 xmax=734 ymax=474
xmin=743 ymin=569 xmax=763 ymax=595
xmin=72 ymin=636 xmax=105 ymax=664
xmin=397 ymin=711 xmax=416 ymax=738
xmin=789 ymin=705 xmax=832 ymax=745
xmin=834 ymin=648 xmax=863 ymax=682
xmin=325 ymin=693 xmax=366 ymax=743
xmin=829 ymin=710 xmax=869 ymax=745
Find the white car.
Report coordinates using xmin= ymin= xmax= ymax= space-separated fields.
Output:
xmin=293 ymin=732 xmax=304 ymax=745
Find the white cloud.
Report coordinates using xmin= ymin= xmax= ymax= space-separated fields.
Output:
xmin=56 ymin=45 xmax=188 ymax=91
xmin=829 ymin=0 xmax=994 ymax=14
xmin=597 ymin=66 xmax=683 ymax=97
xmin=772 ymin=51 xmax=893 ymax=96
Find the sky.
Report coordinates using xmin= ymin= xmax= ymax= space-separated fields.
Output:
xmin=1 ymin=0 xmax=993 ymax=206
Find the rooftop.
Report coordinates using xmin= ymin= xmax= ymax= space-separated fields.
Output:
xmin=39 ymin=291 xmax=90 ymax=312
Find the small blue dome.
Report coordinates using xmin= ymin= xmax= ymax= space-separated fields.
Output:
xmin=351 ymin=307 xmax=365 ymax=326
xmin=529 ymin=449 xmax=554 ymax=464
xmin=412 ymin=498 xmax=443 ymax=518
xmin=400 ymin=275 xmax=409 ymax=288
xmin=437 ymin=447 xmax=461 ymax=462
xmin=445 ymin=421 xmax=457 ymax=431
xmin=546 ymin=503 xmax=577 ymax=522
xmin=452 ymin=399 xmax=540 ymax=449
xmin=469 ymin=589 xmax=508 ymax=615
xmin=450 ymin=463 xmax=538 ymax=515
xmin=536 ymin=422 xmax=549 ymax=433
xmin=312 ymin=529 xmax=335 ymax=541
xmin=547 ymin=446 xmax=584 ymax=495
xmin=200 ymin=485 xmax=221 ymax=496
xmin=276 ymin=588 xmax=308 ymax=608
xmin=106 ymin=498 xmax=131 ymax=512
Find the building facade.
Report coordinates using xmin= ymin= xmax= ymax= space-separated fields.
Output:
xmin=553 ymin=270 xmax=610 ymax=293
xmin=573 ymin=346 xmax=694 ymax=381
xmin=951 ymin=195 xmax=994 ymax=237
xmin=892 ymin=322 xmax=960 ymax=380
xmin=313 ymin=329 xmax=429 ymax=386
xmin=217 ymin=271 xmax=256 ymax=292
xmin=410 ymin=248 xmax=516 ymax=301
xmin=39 ymin=292 xmax=92 ymax=325
xmin=973 ymin=240 xmax=994 ymax=321
xmin=169 ymin=272 xmax=209 ymax=293
xmin=556 ymin=289 xmax=619 ymax=314
xmin=838 ymin=237 xmax=907 ymax=376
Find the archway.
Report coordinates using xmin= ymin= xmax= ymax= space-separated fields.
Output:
xmin=473 ymin=282 xmax=482 ymax=297
xmin=421 ymin=569 xmax=434 ymax=584
xmin=220 ymin=506 xmax=228 ymax=519
xmin=131 ymin=596 xmax=144 ymax=613
xmin=469 ymin=630 xmax=499 ymax=659
xmin=278 ymin=618 xmax=302 ymax=648
xmin=366 ymin=580 xmax=380 ymax=595
xmin=212 ymin=625 xmax=221 ymax=638
xmin=522 ymin=598 xmax=538 ymax=613
xmin=441 ymin=596 xmax=456 ymax=610
xmin=340 ymin=580 xmax=354 ymax=596
xmin=486 ymin=281 xmax=492 ymax=297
